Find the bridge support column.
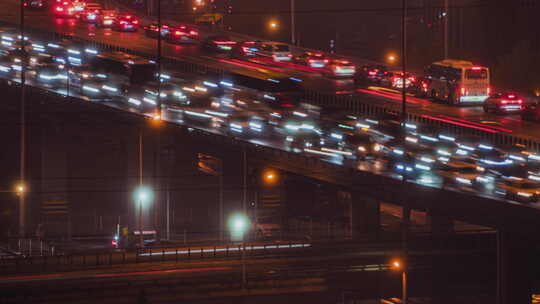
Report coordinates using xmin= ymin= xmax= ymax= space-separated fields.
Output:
xmin=497 ymin=229 xmax=533 ymax=304
xmin=350 ymin=192 xmax=380 ymax=240
xmin=428 ymin=213 xmax=454 ymax=304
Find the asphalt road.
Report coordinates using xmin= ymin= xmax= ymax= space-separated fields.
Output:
xmin=3 ymin=0 xmax=540 ymax=142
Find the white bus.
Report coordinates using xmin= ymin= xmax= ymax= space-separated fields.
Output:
xmin=424 ymin=59 xmax=490 ymax=105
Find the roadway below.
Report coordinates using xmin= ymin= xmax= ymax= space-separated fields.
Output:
xmin=0 ymin=237 xmax=497 ymax=303
xmin=3 ymin=0 xmax=540 ymax=141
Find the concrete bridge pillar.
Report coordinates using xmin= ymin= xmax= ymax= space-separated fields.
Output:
xmin=497 ymin=229 xmax=533 ymax=304
xmin=350 ymin=192 xmax=380 ymax=240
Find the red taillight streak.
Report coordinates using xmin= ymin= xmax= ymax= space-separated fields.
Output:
xmin=436 ymin=115 xmax=513 ymax=133
xmin=422 ymin=115 xmax=498 ymax=133
xmin=219 ymin=59 xmax=285 ymax=72
xmin=356 ymin=88 xmax=421 ymax=104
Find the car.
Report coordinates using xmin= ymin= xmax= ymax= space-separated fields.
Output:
xmin=166 ymin=25 xmax=199 ymax=44
xmin=326 ymin=59 xmax=356 ymax=78
xmin=78 ymin=2 xmax=102 ymax=23
xmin=112 ymin=14 xmax=139 ymax=32
xmin=222 ymin=113 xmax=270 ymax=137
xmin=383 ymin=71 xmax=416 ymax=89
xmin=355 ymin=64 xmax=389 ymax=86
xmin=483 ymin=92 xmax=524 ymax=114
xmin=24 ymin=0 xmax=48 ymax=9
xmin=143 ymin=22 xmax=171 ymax=39
xmin=96 ymin=10 xmax=117 ymax=27
xmin=321 ymin=131 xmax=377 ymax=159
xmin=495 ymin=178 xmax=540 ymax=203
xmin=230 ymin=40 xmax=261 ymax=58
xmin=202 ymin=35 xmax=237 ymax=53
xmin=256 ymin=42 xmax=292 ymax=62
xmin=437 ymin=160 xmax=490 ymax=190
xmin=52 ymin=0 xmax=79 ymax=18
xmin=293 ymin=52 xmax=329 ymax=68
xmin=470 ymin=144 xmax=513 ymax=175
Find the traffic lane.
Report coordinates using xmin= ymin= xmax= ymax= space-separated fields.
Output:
xmin=7 ymin=3 xmax=344 ymax=91
xmin=357 ymin=88 xmax=540 ymax=141
xmin=3 ymin=65 xmax=537 ymax=211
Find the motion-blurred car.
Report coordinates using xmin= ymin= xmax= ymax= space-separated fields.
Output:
xmin=495 ymin=178 xmax=540 ymax=203
xmin=52 ymin=0 xmax=79 ymax=18
xmin=230 ymin=40 xmax=261 ymax=58
xmin=293 ymin=52 xmax=329 ymax=68
xmin=112 ymin=14 xmax=139 ymax=32
xmin=166 ymin=25 xmax=199 ymax=44
xmin=321 ymin=131 xmax=377 ymax=159
xmin=143 ymin=22 xmax=171 ymax=39
xmin=326 ymin=59 xmax=356 ymax=78
xmin=78 ymin=2 xmax=102 ymax=23
xmin=383 ymin=71 xmax=416 ymax=89
xmin=202 ymin=35 xmax=237 ymax=53
xmin=437 ymin=160 xmax=489 ymax=191
xmin=24 ymin=0 xmax=48 ymax=9
xmin=96 ymin=10 xmax=117 ymax=27
xmin=355 ymin=64 xmax=389 ymax=86
xmin=483 ymin=92 xmax=524 ymax=114
xmin=256 ymin=42 xmax=292 ymax=62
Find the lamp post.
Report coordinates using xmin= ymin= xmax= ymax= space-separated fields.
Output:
xmin=229 ymin=214 xmax=249 ymax=287
xmin=392 ymin=259 xmax=407 ymax=304
xmin=290 ymin=0 xmax=295 ymax=44
xmin=135 ymin=186 xmax=152 ymax=248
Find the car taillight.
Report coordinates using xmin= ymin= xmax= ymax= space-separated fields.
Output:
xmin=324 ymin=59 xmax=329 ymax=63
xmin=517 ymin=99 xmax=523 ymax=104
xmin=308 ymin=59 xmax=314 ymax=63
xmin=175 ymin=31 xmax=182 ymax=36
xmin=368 ymin=71 xmax=376 ymax=76
xmin=56 ymin=6 xmax=63 ymax=11
xmin=501 ymin=100 xmax=508 ymax=104
xmin=133 ymin=20 xmax=138 ymax=24
xmin=461 ymin=87 xmax=465 ymax=95
xmin=189 ymin=30 xmax=198 ymax=36
xmin=487 ymin=87 xmax=491 ymax=95
xmin=120 ymin=21 xmax=126 ymax=24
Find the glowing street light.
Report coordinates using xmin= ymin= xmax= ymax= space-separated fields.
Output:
xmin=268 ymin=20 xmax=279 ymax=31
xmin=391 ymin=258 xmax=407 ymax=304
xmin=387 ymin=54 xmax=397 ymax=65
xmin=262 ymin=169 xmax=279 ymax=186
xmin=16 ymin=184 xmax=25 ymax=195
xmin=134 ymin=186 xmax=153 ymax=247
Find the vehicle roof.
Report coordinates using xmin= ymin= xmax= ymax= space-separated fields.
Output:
xmin=432 ymin=59 xmax=487 ymax=69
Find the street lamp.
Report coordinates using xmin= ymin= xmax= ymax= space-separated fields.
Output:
xmin=387 ymin=54 xmax=397 ymax=65
xmin=262 ymin=169 xmax=279 ymax=186
xmin=391 ymin=258 xmax=407 ymax=304
xmin=134 ymin=186 xmax=153 ymax=247
xmin=268 ymin=20 xmax=279 ymax=31
xmin=229 ymin=213 xmax=249 ymax=288
xmin=16 ymin=184 xmax=25 ymax=195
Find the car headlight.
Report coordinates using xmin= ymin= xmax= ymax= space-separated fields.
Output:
xmin=358 ymin=146 xmax=366 ymax=152
xmin=373 ymin=143 xmax=381 ymax=152
xmin=476 ymin=166 xmax=485 ymax=172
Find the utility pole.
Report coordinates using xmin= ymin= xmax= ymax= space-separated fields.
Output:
xmin=139 ymin=130 xmax=143 ymax=247
xmin=444 ymin=0 xmax=449 ymax=58
xmin=401 ymin=0 xmax=407 ymax=123
xmin=19 ymin=0 xmax=27 ymax=238
xmin=157 ymin=0 xmax=162 ymax=119
xmin=290 ymin=0 xmax=296 ymax=44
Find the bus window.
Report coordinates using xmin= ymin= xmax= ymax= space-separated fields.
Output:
xmin=465 ymin=68 xmax=488 ymax=80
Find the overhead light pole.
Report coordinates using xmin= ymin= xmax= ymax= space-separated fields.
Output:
xmin=290 ymin=0 xmax=295 ymax=44
xmin=444 ymin=0 xmax=449 ymax=59
xmin=401 ymin=0 xmax=407 ymax=124
xmin=19 ymin=0 xmax=27 ymax=238
xmin=392 ymin=259 xmax=408 ymax=304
